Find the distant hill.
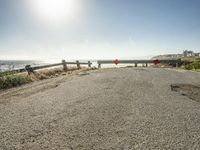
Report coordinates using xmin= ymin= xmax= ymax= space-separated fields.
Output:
xmin=152 ymin=50 xmax=200 ymax=60
xmin=151 ymin=54 xmax=183 ymax=60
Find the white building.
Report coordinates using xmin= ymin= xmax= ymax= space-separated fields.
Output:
xmin=183 ymin=50 xmax=194 ymax=57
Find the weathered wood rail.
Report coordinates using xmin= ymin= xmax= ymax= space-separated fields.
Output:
xmin=11 ymin=60 xmax=92 ymax=74
xmin=97 ymin=59 xmax=182 ymax=68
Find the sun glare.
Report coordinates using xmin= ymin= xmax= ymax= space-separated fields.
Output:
xmin=29 ymin=0 xmax=77 ymax=24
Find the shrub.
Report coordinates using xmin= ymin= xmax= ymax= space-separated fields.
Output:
xmin=185 ymin=61 xmax=200 ymax=70
xmin=0 ymin=71 xmax=16 ymax=77
xmin=0 ymin=74 xmax=33 ymax=89
xmin=0 ymin=66 xmax=84 ymax=90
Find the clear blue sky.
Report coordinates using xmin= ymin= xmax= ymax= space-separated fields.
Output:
xmin=0 ymin=0 xmax=200 ymax=60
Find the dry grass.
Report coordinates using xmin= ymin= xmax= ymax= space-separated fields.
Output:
xmin=30 ymin=66 xmax=84 ymax=80
xmin=0 ymin=67 xmax=94 ymax=90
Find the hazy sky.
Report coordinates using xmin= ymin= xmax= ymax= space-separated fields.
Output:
xmin=0 ymin=0 xmax=200 ymax=60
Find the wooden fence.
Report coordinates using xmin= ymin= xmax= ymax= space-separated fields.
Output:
xmin=2 ymin=59 xmax=184 ymax=74
xmin=11 ymin=60 xmax=92 ymax=74
xmin=97 ymin=59 xmax=182 ymax=68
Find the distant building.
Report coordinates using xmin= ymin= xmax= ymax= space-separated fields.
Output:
xmin=151 ymin=54 xmax=182 ymax=60
xmin=183 ymin=50 xmax=194 ymax=57
xmin=195 ymin=53 xmax=200 ymax=57
xmin=152 ymin=50 xmax=200 ymax=60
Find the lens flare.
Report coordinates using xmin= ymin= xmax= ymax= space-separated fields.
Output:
xmin=29 ymin=0 xmax=77 ymax=24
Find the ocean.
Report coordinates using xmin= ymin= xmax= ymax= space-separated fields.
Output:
xmin=0 ymin=60 xmax=48 ymax=72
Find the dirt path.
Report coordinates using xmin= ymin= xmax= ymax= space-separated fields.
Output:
xmin=0 ymin=68 xmax=200 ymax=149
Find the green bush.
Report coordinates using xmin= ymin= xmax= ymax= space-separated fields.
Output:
xmin=0 ymin=74 xmax=33 ymax=89
xmin=0 ymin=71 xmax=16 ymax=77
xmin=185 ymin=61 xmax=200 ymax=70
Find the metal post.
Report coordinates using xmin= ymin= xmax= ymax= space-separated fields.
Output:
xmin=62 ymin=60 xmax=67 ymax=71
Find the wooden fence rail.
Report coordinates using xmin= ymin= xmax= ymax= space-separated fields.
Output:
xmin=97 ymin=59 xmax=182 ymax=68
xmin=9 ymin=60 xmax=92 ymax=74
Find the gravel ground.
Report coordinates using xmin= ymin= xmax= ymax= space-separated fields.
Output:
xmin=171 ymin=84 xmax=200 ymax=102
xmin=0 ymin=68 xmax=200 ymax=149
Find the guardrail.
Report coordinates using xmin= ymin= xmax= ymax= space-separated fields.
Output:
xmin=10 ymin=60 xmax=92 ymax=75
xmin=97 ymin=59 xmax=182 ymax=68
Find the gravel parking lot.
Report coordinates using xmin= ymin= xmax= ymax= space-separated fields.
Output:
xmin=0 ymin=68 xmax=200 ymax=149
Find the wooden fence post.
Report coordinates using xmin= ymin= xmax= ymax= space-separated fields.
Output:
xmin=135 ymin=63 xmax=137 ymax=67
xmin=25 ymin=65 xmax=34 ymax=75
xmin=62 ymin=60 xmax=67 ymax=71
xmin=76 ymin=60 xmax=80 ymax=69
xmin=88 ymin=61 xmax=91 ymax=67
xmin=98 ymin=63 xmax=101 ymax=68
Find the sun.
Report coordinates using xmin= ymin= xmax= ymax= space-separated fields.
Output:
xmin=29 ymin=0 xmax=77 ymax=24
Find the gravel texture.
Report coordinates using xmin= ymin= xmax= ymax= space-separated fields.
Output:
xmin=0 ymin=68 xmax=200 ymax=149
xmin=171 ymin=84 xmax=200 ymax=102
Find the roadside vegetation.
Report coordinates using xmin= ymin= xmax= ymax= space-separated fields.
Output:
xmin=0 ymin=68 xmax=67 ymax=90
xmin=185 ymin=58 xmax=200 ymax=71
xmin=0 ymin=67 xmax=92 ymax=90
xmin=184 ymin=59 xmax=200 ymax=71
xmin=0 ymin=72 xmax=33 ymax=89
